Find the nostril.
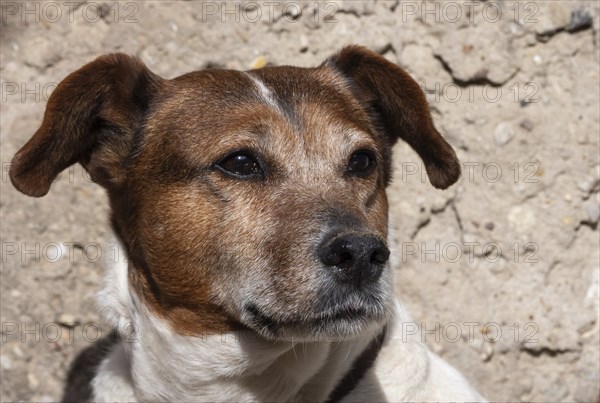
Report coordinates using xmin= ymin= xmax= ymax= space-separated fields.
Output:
xmin=325 ymin=242 xmax=354 ymax=267
xmin=321 ymin=239 xmax=350 ymax=266
xmin=337 ymin=250 xmax=354 ymax=268
xmin=370 ymin=246 xmax=390 ymax=265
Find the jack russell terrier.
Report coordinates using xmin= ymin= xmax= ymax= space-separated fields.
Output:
xmin=10 ymin=45 xmax=485 ymax=402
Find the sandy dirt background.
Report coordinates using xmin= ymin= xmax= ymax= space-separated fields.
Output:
xmin=1 ymin=0 xmax=599 ymax=401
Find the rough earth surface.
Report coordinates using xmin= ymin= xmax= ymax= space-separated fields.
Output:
xmin=1 ymin=1 xmax=599 ymax=401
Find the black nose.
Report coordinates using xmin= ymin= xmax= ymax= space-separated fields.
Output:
xmin=318 ymin=232 xmax=390 ymax=287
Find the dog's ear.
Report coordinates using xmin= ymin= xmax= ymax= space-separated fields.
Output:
xmin=9 ymin=54 xmax=162 ymax=197
xmin=324 ymin=45 xmax=460 ymax=189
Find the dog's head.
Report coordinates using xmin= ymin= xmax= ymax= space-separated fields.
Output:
xmin=10 ymin=46 xmax=460 ymax=342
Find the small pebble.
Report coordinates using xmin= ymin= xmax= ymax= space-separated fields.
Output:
xmin=249 ymin=56 xmax=267 ymax=69
xmin=479 ymin=341 xmax=494 ymax=362
xmin=431 ymin=197 xmax=448 ymax=213
xmin=508 ymin=206 xmax=536 ymax=233
xmin=584 ymin=202 xmax=600 ymax=224
xmin=286 ymin=3 xmax=302 ymax=18
xmin=519 ymin=118 xmax=534 ymax=132
xmin=494 ymin=122 xmax=516 ymax=146
xmin=299 ymin=35 xmax=309 ymax=53
xmin=567 ymin=9 xmax=593 ymax=32
xmin=58 ymin=313 xmax=80 ymax=328
xmin=13 ymin=346 xmax=24 ymax=358
xmin=578 ymin=177 xmax=599 ymax=194
xmin=509 ymin=23 xmax=523 ymax=36
xmin=0 ymin=355 xmax=12 ymax=370
xmin=98 ymin=3 xmax=111 ymax=19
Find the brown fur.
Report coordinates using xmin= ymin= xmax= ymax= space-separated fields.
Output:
xmin=10 ymin=46 xmax=460 ymax=337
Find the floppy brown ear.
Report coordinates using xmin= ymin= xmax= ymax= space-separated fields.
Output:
xmin=324 ymin=45 xmax=461 ymax=189
xmin=9 ymin=53 xmax=162 ymax=197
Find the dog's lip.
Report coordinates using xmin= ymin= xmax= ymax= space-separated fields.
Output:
xmin=245 ymin=303 xmax=376 ymax=332
xmin=301 ymin=306 xmax=370 ymax=323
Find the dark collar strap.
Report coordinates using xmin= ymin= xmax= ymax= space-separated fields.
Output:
xmin=325 ymin=326 xmax=387 ymax=403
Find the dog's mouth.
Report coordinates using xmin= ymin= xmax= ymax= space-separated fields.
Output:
xmin=243 ymin=302 xmax=387 ymax=341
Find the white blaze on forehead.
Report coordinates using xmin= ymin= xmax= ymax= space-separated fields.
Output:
xmin=244 ymin=72 xmax=283 ymax=112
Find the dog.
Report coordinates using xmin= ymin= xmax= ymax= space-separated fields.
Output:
xmin=10 ymin=45 xmax=484 ymax=402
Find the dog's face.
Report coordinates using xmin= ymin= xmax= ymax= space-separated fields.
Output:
xmin=10 ymin=46 xmax=460 ymax=342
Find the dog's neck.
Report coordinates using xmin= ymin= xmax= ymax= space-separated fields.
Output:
xmin=97 ymin=238 xmax=375 ymax=401
xmin=128 ymin=306 xmax=335 ymax=401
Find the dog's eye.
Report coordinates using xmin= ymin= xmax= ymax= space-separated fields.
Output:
xmin=348 ymin=151 xmax=376 ymax=175
xmin=217 ymin=153 xmax=263 ymax=178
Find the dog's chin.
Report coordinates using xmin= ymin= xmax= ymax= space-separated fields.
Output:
xmin=242 ymin=303 xmax=391 ymax=343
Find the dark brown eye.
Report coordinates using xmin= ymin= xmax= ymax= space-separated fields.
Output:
xmin=217 ymin=153 xmax=263 ymax=178
xmin=348 ymin=151 xmax=375 ymax=175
